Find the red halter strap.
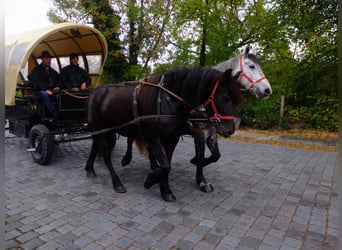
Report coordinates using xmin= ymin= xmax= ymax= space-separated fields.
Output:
xmin=238 ymin=55 xmax=266 ymax=91
xmin=204 ymin=80 xmax=235 ymax=124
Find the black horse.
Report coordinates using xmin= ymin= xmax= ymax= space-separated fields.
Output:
xmin=85 ymin=67 xmax=243 ymax=202
xmin=121 ymin=99 xmax=241 ymax=193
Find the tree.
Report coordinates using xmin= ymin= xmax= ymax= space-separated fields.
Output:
xmin=47 ymin=0 xmax=90 ymax=24
xmin=47 ymin=0 xmax=338 ymax=130
xmin=111 ymin=0 xmax=174 ymax=79
xmin=48 ymin=0 xmax=128 ymax=83
xmin=81 ymin=0 xmax=129 ymax=83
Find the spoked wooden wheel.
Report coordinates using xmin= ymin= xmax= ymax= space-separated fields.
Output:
xmin=29 ymin=124 xmax=54 ymax=165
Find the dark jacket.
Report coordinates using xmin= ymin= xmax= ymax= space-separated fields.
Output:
xmin=29 ymin=63 xmax=61 ymax=91
xmin=61 ymin=64 xmax=91 ymax=89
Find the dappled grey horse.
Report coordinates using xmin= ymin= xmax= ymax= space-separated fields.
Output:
xmin=122 ymin=45 xmax=272 ymax=193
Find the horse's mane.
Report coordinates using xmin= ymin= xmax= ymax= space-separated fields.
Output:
xmin=163 ymin=67 xmax=244 ymax=106
xmin=225 ymin=72 xmax=244 ymax=105
xmin=247 ymin=53 xmax=260 ymax=64
xmin=213 ymin=52 xmax=260 ymax=72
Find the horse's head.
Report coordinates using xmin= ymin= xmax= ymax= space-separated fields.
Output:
xmin=204 ymin=69 xmax=243 ymax=138
xmin=233 ymin=46 xmax=272 ymax=99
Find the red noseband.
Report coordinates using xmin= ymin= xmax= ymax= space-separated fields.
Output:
xmin=204 ymin=80 xmax=235 ymax=124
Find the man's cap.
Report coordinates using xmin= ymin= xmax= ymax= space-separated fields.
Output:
xmin=38 ymin=50 xmax=52 ymax=59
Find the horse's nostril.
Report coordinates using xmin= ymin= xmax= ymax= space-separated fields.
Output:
xmin=265 ymin=88 xmax=271 ymax=94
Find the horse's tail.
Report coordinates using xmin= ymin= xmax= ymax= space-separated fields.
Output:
xmin=135 ymin=137 xmax=149 ymax=156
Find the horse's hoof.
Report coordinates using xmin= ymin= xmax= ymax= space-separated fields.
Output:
xmin=162 ymin=193 xmax=177 ymax=202
xmin=144 ymin=172 xmax=160 ymax=189
xmin=190 ymin=157 xmax=197 ymax=165
xmin=86 ymin=171 xmax=97 ymax=178
xmin=121 ymin=156 xmax=131 ymax=166
xmin=115 ymin=185 xmax=127 ymax=193
xmin=199 ymin=182 xmax=214 ymax=193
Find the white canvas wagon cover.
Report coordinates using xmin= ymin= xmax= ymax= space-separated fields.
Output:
xmin=5 ymin=22 xmax=108 ymax=106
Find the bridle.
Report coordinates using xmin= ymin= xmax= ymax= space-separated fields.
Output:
xmin=204 ymin=79 xmax=235 ymax=125
xmin=238 ymin=55 xmax=267 ymax=92
xmin=138 ymin=77 xmax=235 ymax=125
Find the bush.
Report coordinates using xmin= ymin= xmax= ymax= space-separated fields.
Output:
xmin=286 ymin=96 xmax=337 ymax=132
xmin=235 ymin=96 xmax=280 ymax=130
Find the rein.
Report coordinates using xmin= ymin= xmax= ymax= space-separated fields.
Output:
xmin=138 ymin=79 xmax=191 ymax=107
xmin=90 ymin=76 xmax=235 ymax=137
xmin=61 ymin=89 xmax=90 ymax=99
xmin=88 ymin=115 xmax=180 ymax=136
xmin=238 ymin=55 xmax=267 ymax=91
xmin=140 ymin=77 xmax=235 ymax=125
xmin=204 ymin=79 xmax=235 ymax=124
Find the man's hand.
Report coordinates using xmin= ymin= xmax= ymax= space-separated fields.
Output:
xmin=80 ymin=83 xmax=87 ymax=90
xmin=53 ymin=87 xmax=60 ymax=93
xmin=46 ymin=90 xmax=53 ymax=95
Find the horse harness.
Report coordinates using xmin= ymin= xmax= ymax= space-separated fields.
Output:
xmin=90 ymin=76 xmax=235 ymax=137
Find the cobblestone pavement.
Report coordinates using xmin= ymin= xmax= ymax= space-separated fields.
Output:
xmin=5 ymin=133 xmax=338 ymax=249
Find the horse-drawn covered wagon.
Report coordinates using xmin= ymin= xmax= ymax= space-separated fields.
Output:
xmin=5 ymin=23 xmax=108 ymax=165
xmin=5 ymin=22 xmax=273 ymax=201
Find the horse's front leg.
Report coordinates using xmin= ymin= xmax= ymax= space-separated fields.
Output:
xmin=191 ymin=131 xmax=214 ymax=193
xmin=121 ymin=137 xmax=134 ymax=166
xmin=204 ymin=132 xmax=220 ymax=166
xmin=148 ymin=145 xmax=160 ymax=170
xmin=144 ymin=138 xmax=176 ymax=202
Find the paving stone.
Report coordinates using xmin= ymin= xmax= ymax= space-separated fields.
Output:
xmin=36 ymin=240 xmax=64 ymax=250
xmin=21 ymin=237 xmax=45 ymax=250
xmin=5 ymin=229 xmax=22 ymax=241
xmin=239 ymin=235 xmax=262 ymax=248
xmin=74 ymin=235 xmax=93 ymax=248
xmin=54 ymin=232 xmax=78 ymax=245
xmin=5 ymin=135 xmax=338 ymax=249
xmin=282 ymin=236 xmax=303 ymax=248
xmin=17 ymin=231 xmax=40 ymax=244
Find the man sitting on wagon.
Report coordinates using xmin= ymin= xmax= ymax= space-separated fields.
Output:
xmin=29 ymin=50 xmax=61 ymax=118
xmin=61 ymin=53 xmax=91 ymax=91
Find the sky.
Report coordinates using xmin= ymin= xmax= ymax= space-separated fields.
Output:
xmin=5 ymin=0 xmax=53 ymax=36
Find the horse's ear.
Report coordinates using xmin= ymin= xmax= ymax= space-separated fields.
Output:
xmin=233 ymin=71 xmax=242 ymax=81
xmin=244 ymin=45 xmax=250 ymax=57
xmin=224 ymin=68 xmax=233 ymax=78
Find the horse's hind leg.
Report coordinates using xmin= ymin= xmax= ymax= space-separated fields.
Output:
xmin=121 ymin=137 xmax=134 ymax=166
xmin=88 ymin=133 xmax=126 ymax=193
xmin=125 ymin=137 xmax=160 ymax=170
xmin=85 ymin=140 xmax=98 ymax=178
xmin=144 ymin=138 xmax=176 ymax=202
xmin=103 ymin=152 xmax=127 ymax=193
xmin=102 ymin=134 xmax=126 ymax=193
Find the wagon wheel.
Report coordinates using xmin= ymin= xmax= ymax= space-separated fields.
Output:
xmin=29 ymin=124 xmax=54 ymax=165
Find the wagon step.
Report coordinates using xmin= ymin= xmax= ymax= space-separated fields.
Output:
xmin=27 ymin=148 xmax=36 ymax=152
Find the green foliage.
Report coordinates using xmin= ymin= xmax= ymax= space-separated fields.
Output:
xmin=286 ymin=96 xmax=338 ymax=132
xmin=47 ymin=0 xmax=338 ymax=131
xmin=123 ymin=64 xmax=150 ymax=81
xmin=235 ymin=95 xmax=280 ymax=130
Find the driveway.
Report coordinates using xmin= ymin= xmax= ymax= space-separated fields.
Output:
xmin=5 ymin=132 xmax=338 ymax=249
